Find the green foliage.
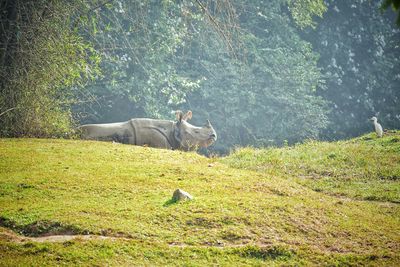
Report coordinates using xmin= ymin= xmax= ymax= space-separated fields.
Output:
xmin=381 ymin=0 xmax=400 ymax=25
xmin=287 ymin=0 xmax=327 ymax=29
xmin=1 ymin=0 xmax=398 ymax=150
xmin=180 ymin=1 xmax=328 ymax=152
xmin=71 ymin=0 xmax=330 ymax=153
xmin=0 ymin=1 xmax=101 ymax=137
xmin=75 ymin=1 xmax=203 ymax=122
xmin=304 ymin=0 xmax=400 ymax=140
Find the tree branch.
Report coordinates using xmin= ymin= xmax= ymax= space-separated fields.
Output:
xmin=193 ymin=0 xmax=236 ymax=56
xmin=0 ymin=107 xmax=16 ymax=117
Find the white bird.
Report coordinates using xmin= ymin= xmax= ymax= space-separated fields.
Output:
xmin=370 ymin=116 xmax=383 ymax=138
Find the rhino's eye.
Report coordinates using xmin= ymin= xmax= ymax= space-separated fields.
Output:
xmin=194 ymin=130 xmax=200 ymax=133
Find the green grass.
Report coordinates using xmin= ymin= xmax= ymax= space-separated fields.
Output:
xmin=223 ymin=131 xmax=400 ymax=203
xmin=0 ymin=134 xmax=399 ymax=266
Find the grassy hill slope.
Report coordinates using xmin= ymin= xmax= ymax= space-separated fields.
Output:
xmin=224 ymin=131 xmax=400 ymax=203
xmin=0 ymin=133 xmax=399 ymax=266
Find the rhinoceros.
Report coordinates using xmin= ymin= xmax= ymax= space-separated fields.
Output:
xmin=78 ymin=110 xmax=217 ymax=150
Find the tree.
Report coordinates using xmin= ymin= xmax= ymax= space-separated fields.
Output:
xmin=0 ymin=0 xmax=237 ymax=135
xmin=73 ymin=0 xmax=242 ymax=124
xmin=178 ymin=1 xmax=328 ymax=153
xmin=73 ymin=0 xmax=330 ymax=153
xmin=303 ymin=0 xmax=400 ymax=139
xmin=381 ymin=0 xmax=400 ymax=25
xmin=287 ymin=0 xmax=327 ymax=29
xmin=0 ymin=0 xmax=101 ymax=137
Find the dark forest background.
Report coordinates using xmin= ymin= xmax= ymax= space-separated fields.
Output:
xmin=1 ymin=0 xmax=399 ymax=153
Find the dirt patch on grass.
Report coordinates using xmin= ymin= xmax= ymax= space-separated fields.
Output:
xmin=0 ymin=226 xmax=130 ymax=243
xmin=314 ymin=191 xmax=400 ymax=205
xmin=0 ymin=216 xmax=136 ymax=243
xmin=185 ymin=217 xmax=222 ymax=228
xmin=0 ymin=216 xmax=87 ymax=237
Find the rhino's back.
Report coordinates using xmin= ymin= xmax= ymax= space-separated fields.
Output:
xmin=79 ymin=121 xmax=134 ymax=143
xmin=130 ymin=118 xmax=177 ymax=149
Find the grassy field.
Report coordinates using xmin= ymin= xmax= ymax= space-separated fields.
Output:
xmin=0 ymin=132 xmax=399 ymax=266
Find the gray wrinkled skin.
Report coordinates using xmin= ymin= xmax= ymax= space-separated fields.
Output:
xmin=78 ymin=111 xmax=217 ymax=151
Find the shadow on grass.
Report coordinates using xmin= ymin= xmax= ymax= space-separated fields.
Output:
xmin=234 ymin=245 xmax=294 ymax=261
xmin=163 ymin=198 xmax=178 ymax=207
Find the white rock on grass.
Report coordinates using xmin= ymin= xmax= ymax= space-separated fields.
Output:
xmin=172 ymin=189 xmax=193 ymax=201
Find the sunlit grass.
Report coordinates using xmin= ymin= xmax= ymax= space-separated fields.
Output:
xmin=223 ymin=131 xmax=400 ymax=203
xmin=0 ymin=136 xmax=399 ymax=266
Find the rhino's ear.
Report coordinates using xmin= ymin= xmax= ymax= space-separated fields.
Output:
xmin=175 ymin=110 xmax=183 ymax=122
xmin=183 ymin=110 xmax=192 ymax=121
xmin=206 ymin=119 xmax=211 ymax=127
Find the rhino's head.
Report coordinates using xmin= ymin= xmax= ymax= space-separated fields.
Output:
xmin=173 ymin=110 xmax=217 ymax=150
